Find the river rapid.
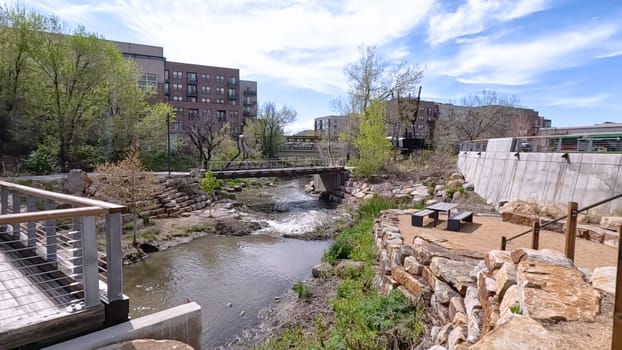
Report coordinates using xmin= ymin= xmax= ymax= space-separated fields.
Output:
xmin=123 ymin=178 xmax=342 ymax=349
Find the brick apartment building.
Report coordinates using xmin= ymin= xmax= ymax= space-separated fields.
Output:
xmin=112 ymin=41 xmax=258 ymax=137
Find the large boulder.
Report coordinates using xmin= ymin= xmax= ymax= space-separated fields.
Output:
xmin=589 ymin=266 xmax=616 ymax=294
xmin=517 ymin=261 xmax=600 ymax=322
xmin=391 ymin=266 xmax=430 ymax=297
xmin=429 ymin=257 xmax=476 ymax=295
xmin=600 ymin=216 xmax=622 ymax=231
xmin=64 ymin=169 xmax=92 ymax=195
xmin=470 ymin=316 xmax=588 ymax=350
xmin=510 ymin=248 xmax=574 ymax=268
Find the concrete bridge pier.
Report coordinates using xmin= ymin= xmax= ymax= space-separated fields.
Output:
xmin=314 ymin=171 xmax=349 ymax=202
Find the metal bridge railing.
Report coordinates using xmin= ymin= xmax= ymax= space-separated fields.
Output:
xmin=205 ymin=157 xmax=345 ymax=172
xmin=460 ymin=133 xmax=622 ymax=154
xmin=0 ymin=181 xmax=126 ymax=325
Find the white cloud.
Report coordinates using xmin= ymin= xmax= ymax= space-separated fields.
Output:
xmin=429 ymin=23 xmax=620 ymax=85
xmin=428 ymin=0 xmax=550 ymax=45
xmin=547 ymin=93 xmax=611 ymax=108
xmin=20 ymin=0 xmax=434 ymax=94
xmin=595 ymin=50 xmax=622 ymax=58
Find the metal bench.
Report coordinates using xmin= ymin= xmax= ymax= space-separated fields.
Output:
xmin=411 ymin=209 xmax=439 ymax=227
xmin=447 ymin=211 xmax=474 ymax=232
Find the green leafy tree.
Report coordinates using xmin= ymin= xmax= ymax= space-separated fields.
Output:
xmin=353 ymin=99 xmax=392 ymax=177
xmin=200 ymin=171 xmax=221 ymax=217
xmin=254 ymin=102 xmax=296 ymax=158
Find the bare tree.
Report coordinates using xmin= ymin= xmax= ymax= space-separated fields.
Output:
xmin=185 ymin=114 xmax=230 ymax=167
xmin=435 ymin=90 xmax=523 ymax=150
xmin=344 ymin=45 xmax=423 ymax=114
xmin=95 ymin=150 xmax=160 ymax=246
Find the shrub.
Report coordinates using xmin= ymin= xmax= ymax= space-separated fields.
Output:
xmin=22 ymin=148 xmax=59 ymax=175
xmin=292 ymin=281 xmax=312 ymax=299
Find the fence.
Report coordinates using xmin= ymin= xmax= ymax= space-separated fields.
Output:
xmin=460 ymin=133 xmax=622 ymax=154
xmin=0 ymin=181 xmax=126 ymax=326
xmin=205 ymin=157 xmax=346 ymax=172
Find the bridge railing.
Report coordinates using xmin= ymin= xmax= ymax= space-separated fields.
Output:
xmin=206 ymin=157 xmax=346 ymax=172
xmin=0 ymin=181 xmax=126 ymax=322
xmin=460 ymin=133 xmax=622 ymax=153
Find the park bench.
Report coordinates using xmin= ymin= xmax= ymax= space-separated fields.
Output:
xmin=411 ymin=209 xmax=439 ymax=227
xmin=447 ymin=211 xmax=474 ymax=232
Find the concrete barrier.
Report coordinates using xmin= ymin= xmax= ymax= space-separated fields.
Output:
xmin=43 ymin=302 xmax=202 ymax=350
xmin=458 ymin=148 xmax=622 ymax=214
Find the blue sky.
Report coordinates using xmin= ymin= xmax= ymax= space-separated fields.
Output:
xmin=11 ymin=0 xmax=622 ymax=133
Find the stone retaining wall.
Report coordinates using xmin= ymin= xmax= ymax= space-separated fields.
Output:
xmin=373 ymin=209 xmax=611 ymax=350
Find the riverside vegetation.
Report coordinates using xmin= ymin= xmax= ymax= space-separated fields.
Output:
xmin=256 ymin=197 xmax=426 ymax=350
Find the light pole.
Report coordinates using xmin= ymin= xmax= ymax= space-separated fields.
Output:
xmin=166 ymin=112 xmax=171 ymax=176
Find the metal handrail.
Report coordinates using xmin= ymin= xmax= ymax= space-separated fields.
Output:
xmin=502 ymin=192 xmax=622 ymax=250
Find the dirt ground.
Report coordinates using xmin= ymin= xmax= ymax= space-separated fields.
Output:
xmin=397 ymin=214 xmax=618 ymax=269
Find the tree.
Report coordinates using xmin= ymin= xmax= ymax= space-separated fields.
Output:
xmin=435 ymin=90 xmax=521 ymax=150
xmin=344 ymin=45 xmax=423 ymax=114
xmin=353 ymin=99 xmax=392 ymax=177
xmin=95 ymin=150 xmax=160 ymax=246
xmin=185 ymin=114 xmax=230 ymax=167
xmin=200 ymin=171 xmax=221 ymax=217
xmin=253 ymin=102 xmax=296 ymax=158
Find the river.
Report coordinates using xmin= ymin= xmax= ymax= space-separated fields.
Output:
xmin=123 ymin=179 xmax=339 ymax=349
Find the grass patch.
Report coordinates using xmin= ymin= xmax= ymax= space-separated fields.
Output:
xmin=184 ymin=224 xmax=213 ymax=233
xmin=292 ymin=281 xmax=312 ymax=299
xmin=257 ymin=196 xmax=425 ymax=350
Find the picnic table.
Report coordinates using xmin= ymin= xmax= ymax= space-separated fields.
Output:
xmin=425 ymin=202 xmax=459 ymax=226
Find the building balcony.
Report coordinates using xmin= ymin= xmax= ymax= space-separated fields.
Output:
xmin=228 ymin=94 xmax=237 ymax=100
xmin=187 ymin=90 xmax=198 ymax=96
xmin=228 ymin=80 xmax=238 ymax=86
xmin=187 ymin=78 xmax=197 ymax=84
xmin=243 ymin=90 xmax=257 ymax=96
xmin=243 ymin=100 xmax=256 ymax=106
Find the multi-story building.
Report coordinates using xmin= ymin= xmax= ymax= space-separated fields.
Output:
xmin=240 ymin=80 xmax=258 ymax=126
xmin=314 ymin=115 xmax=349 ymax=140
xmin=113 ymin=40 xmax=166 ymax=100
xmin=164 ymin=61 xmax=245 ymax=135
xmin=386 ymin=99 xmax=550 ymax=145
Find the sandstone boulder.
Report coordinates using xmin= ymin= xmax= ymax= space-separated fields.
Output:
xmin=404 ymin=256 xmax=423 ymax=275
xmin=510 ymin=248 xmax=574 ymax=268
xmin=391 ymin=266 xmax=430 ymax=298
xmin=430 ymin=257 xmax=475 ymax=295
xmin=484 ymin=250 xmax=513 ymax=273
xmin=471 ymin=316 xmax=588 ymax=350
xmin=64 ymin=169 xmax=91 ymax=195
xmin=494 ymin=262 xmax=516 ymax=300
xmin=433 ymin=278 xmax=460 ymax=305
xmin=600 ymin=216 xmax=622 ymax=231
xmin=517 ymin=261 xmax=600 ymax=322
xmin=589 ymin=266 xmax=616 ymax=294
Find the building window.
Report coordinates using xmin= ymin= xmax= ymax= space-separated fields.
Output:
xmin=187 ymin=85 xmax=197 ymax=95
xmin=187 ymin=72 xmax=197 ymax=84
xmin=201 ymin=73 xmax=210 ymax=81
xmin=173 ymin=83 xmax=183 ymax=91
xmin=217 ymin=110 xmax=226 ymax=121
xmin=216 ymin=87 xmax=225 ymax=95
xmin=200 ymin=97 xmax=211 ymax=104
xmin=188 ymin=96 xmax=197 ymax=103
xmin=201 ymin=109 xmax=212 ymax=118
xmin=164 ymin=83 xmax=169 ymax=94
xmin=138 ymin=73 xmax=157 ymax=90
xmin=201 ymin=86 xmax=210 ymax=94
xmin=229 ymin=100 xmax=237 ymax=106
xmin=164 ymin=70 xmax=169 ymax=81
xmin=229 ymin=111 xmax=239 ymax=119
xmin=172 ymin=95 xmax=183 ymax=101
xmin=216 ymin=99 xmax=225 ymax=104
xmin=228 ymin=77 xmax=237 ymax=85
xmin=172 ymin=71 xmax=183 ymax=79
xmin=216 ymin=75 xmax=225 ymax=83
xmin=174 ymin=107 xmax=184 ymax=115
xmin=228 ymin=88 xmax=236 ymax=97
xmin=188 ymin=108 xmax=199 ymax=120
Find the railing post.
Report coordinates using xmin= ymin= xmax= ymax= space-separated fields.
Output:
xmin=12 ymin=192 xmax=20 ymax=240
xmin=531 ymin=221 xmax=540 ymax=250
xmin=81 ymin=216 xmax=99 ymax=308
xmin=501 ymin=236 xmax=507 ymax=250
xmin=45 ymin=199 xmax=57 ymax=263
xmin=72 ymin=217 xmax=83 ymax=277
xmin=612 ymin=225 xmax=622 ymax=350
xmin=565 ymin=201 xmax=578 ymax=261
xmin=1 ymin=187 xmax=7 ymax=234
xmin=26 ymin=196 xmax=36 ymax=248
xmin=105 ymin=212 xmax=123 ymax=301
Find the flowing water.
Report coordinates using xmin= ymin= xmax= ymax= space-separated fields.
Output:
xmin=123 ymin=179 xmax=340 ymax=349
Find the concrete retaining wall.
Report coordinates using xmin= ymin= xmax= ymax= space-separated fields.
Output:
xmin=43 ymin=302 xmax=202 ymax=350
xmin=458 ymin=146 xmax=622 ymax=214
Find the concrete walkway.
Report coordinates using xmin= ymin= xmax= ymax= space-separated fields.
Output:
xmin=397 ymin=215 xmax=618 ymax=269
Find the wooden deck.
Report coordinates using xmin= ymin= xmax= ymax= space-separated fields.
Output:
xmin=0 ymin=243 xmax=104 ymax=349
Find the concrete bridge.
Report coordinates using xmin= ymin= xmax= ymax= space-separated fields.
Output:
xmin=206 ymin=158 xmax=348 ymax=193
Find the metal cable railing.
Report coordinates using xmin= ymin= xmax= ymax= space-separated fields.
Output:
xmin=205 ymin=157 xmax=346 ymax=172
xmin=501 ymin=192 xmax=622 ymax=250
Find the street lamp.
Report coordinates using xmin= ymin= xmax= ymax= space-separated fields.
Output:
xmin=166 ymin=112 xmax=171 ymax=176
